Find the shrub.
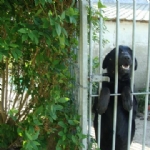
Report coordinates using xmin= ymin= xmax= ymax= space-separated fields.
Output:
xmin=137 ymin=88 xmax=150 ymax=113
xmin=0 ymin=0 xmax=85 ymax=149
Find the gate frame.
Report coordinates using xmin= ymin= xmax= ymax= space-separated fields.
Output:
xmin=79 ymin=0 xmax=150 ymax=150
xmin=79 ymin=1 xmax=88 ymax=150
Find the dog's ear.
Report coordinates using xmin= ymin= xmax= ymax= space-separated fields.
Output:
xmin=103 ymin=50 xmax=115 ymax=69
xmin=103 ymin=53 xmax=110 ymax=69
xmin=134 ymin=58 xmax=138 ymax=70
xmin=126 ymin=46 xmax=137 ymax=70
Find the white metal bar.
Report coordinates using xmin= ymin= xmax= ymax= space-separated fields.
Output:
xmin=91 ymin=75 xmax=110 ymax=82
xmin=79 ymin=1 xmax=88 ymax=149
xmin=91 ymin=92 xmax=150 ymax=97
xmin=112 ymin=1 xmax=120 ymax=150
xmin=88 ymin=0 xmax=93 ymax=147
xmin=127 ymin=1 xmax=136 ymax=150
xmin=142 ymin=2 xmax=150 ymax=150
xmin=98 ymin=0 xmax=104 ymax=148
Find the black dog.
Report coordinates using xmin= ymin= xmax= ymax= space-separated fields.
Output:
xmin=93 ymin=45 xmax=138 ymax=150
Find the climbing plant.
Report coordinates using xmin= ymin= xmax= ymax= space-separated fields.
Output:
xmin=0 ymin=0 xmax=85 ymax=149
xmin=0 ymin=0 xmax=106 ymax=149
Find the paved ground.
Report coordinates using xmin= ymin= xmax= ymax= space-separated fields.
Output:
xmin=91 ymin=112 xmax=150 ymax=150
xmin=130 ymin=117 xmax=150 ymax=150
xmin=131 ymin=142 xmax=150 ymax=150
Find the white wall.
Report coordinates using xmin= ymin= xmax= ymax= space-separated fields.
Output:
xmin=93 ymin=21 xmax=149 ymax=90
xmin=91 ymin=0 xmax=148 ymax=4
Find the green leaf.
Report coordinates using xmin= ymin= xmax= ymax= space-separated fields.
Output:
xmin=61 ymin=11 xmax=66 ymax=20
xmin=32 ymin=131 xmax=40 ymax=140
xmin=68 ymin=120 xmax=75 ymax=125
xmin=22 ymin=34 xmax=28 ymax=42
xmin=61 ymin=28 xmax=68 ymax=37
xmin=0 ymin=53 xmax=3 ymax=61
xmin=98 ymin=1 xmax=106 ymax=8
xmin=33 ymin=116 xmax=43 ymax=125
xmin=69 ymin=16 xmax=76 ymax=24
xmin=63 ymin=135 xmax=66 ymax=141
xmin=11 ymin=51 xmax=17 ymax=59
xmin=33 ymin=140 xmax=40 ymax=146
xmin=15 ymin=49 xmax=22 ymax=57
xmin=10 ymin=44 xmax=19 ymax=48
xmin=53 ymin=60 xmax=59 ymax=66
xmin=56 ymin=145 xmax=62 ymax=150
xmin=35 ymin=9 xmax=43 ymax=16
xmin=40 ymin=0 xmax=45 ymax=6
xmin=50 ymin=18 xmax=55 ymax=25
xmin=58 ymin=131 xmax=64 ymax=136
xmin=58 ymin=121 xmax=66 ymax=128
xmin=35 ymin=106 xmax=43 ymax=115
xmin=58 ymin=97 xmax=69 ymax=103
xmin=28 ymin=31 xmax=39 ymax=45
xmin=25 ymin=130 xmax=32 ymax=140
xmin=50 ymin=107 xmax=57 ymax=120
xmin=55 ymin=24 xmax=61 ymax=36
xmin=18 ymin=28 xmax=28 ymax=34
xmin=42 ymin=18 xmax=50 ymax=28
xmin=59 ymin=36 xmax=65 ymax=48
xmin=46 ymin=37 xmax=51 ymax=46
xmin=9 ymin=108 xmax=18 ymax=114
xmin=73 ymin=119 xmax=80 ymax=124
xmin=11 ymin=49 xmax=22 ymax=60
xmin=34 ymin=0 xmax=39 ymax=6
xmin=71 ymin=135 xmax=77 ymax=144
xmin=47 ymin=0 xmax=52 ymax=3
xmin=34 ymin=36 xmax=39 ymax=45
xmin=54 ymin=105 xmax=63 ymax=111
xmin=28 ymin=32 xmax=34 ymax=41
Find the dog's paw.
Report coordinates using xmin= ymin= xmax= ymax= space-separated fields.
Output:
xmin=122 ymin=86 xmax=133 ymax=111
xmin=96 ymin=87 xmax=110 ymax=114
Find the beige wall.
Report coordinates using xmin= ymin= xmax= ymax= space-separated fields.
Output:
xmin=93 ymin=21 xmax=149 ymax=90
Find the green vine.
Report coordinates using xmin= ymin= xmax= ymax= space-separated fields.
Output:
xmin=0 ymin=0 xmax=83 ymax=149
xmin=0 ymin=0 xmax=105 ymax=149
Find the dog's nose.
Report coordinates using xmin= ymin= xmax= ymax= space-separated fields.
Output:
xmin=123 ymin=55 xmax=130 ymax=61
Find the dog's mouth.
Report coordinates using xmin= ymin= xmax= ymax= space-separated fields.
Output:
xmin=122 ymin=64 xmax=130 ymax=70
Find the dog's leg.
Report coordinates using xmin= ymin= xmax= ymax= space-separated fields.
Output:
xmin=96 ymin=87 xmax=110 ymax=114
xmin=122 ymin=86 xmax=133 ymax=111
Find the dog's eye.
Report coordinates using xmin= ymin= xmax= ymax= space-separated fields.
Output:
xmin=109 ymin=58 xmax=112 ymax=61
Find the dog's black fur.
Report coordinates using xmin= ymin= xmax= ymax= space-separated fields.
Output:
xmin=93 ymin=45 xmax=138 ymax=150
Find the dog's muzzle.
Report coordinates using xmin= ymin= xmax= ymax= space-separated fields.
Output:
xmin=120 ymin=54 xmax=132 ymax=71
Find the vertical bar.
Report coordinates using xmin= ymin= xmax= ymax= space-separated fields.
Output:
xmin=88 ymin=0 xmax=93 ymax=147
xmin=79 ymin=1 xmax=88 ymax=149
xmin=127 ymin=1 xmax=136 ymax=150
xmin=112 ymin=1 xmax=120 ymax=150
xmin=97 ymin=0 xmax=104 ymax=148
xmin=142 ymin=2 xmax=150 ymax=150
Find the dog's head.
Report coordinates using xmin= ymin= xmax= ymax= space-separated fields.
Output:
xmin=103 ymin=45 xmax=137 ymax=81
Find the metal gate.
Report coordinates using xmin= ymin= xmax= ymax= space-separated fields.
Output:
xmin=79 ymin=0 xmax=150 ymax=150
